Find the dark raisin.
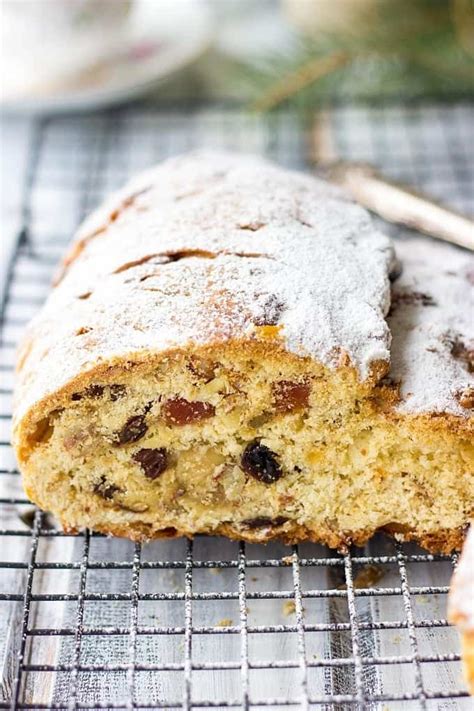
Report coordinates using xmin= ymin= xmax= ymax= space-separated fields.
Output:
xmin=115 ymin=414 xmax=148 ymax=445
xmin=241 ymin=516 xmax=288 ymax=528
xmin=254 ymin=294 xmax=285 ymax=326
xmin=87 ymin=384 xmax=105 ymax=398
xmin=72 ymin=384 xmax=104 ymax=401
xmin=110 ymin=384 xmax=126 ymax=401
xmin=133 ymin=448 xmax=169 ymax=480
xmin=241 ymin=441 xmax=283 ymax=484
xmin=93 ymin=475 xmax=121 ymax=500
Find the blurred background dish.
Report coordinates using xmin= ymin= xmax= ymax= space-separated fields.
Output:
xmin=1 ymin=0 xmax=213 ymax=114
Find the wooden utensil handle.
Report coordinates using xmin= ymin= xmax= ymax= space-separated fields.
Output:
xmin=326 ymin=162 xmax=474 ymax=252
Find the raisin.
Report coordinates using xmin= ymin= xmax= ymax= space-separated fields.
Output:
xmin=72 ymin=384 xmax=104 ymax=401
xmin=450 ymin=337 xmax=474 ymax=373
xmin=241 ymin=516 xmax=288 ymax=528
xmin=162 ymin=397 xmax=215 ymax=426
xmin=272 ymin=380 xmax=310 ymax=413
xmin=241 ymin=441 xmax=283 ymax=484
xmin=133 ymin=448 xmax=169 ymax=479
xmin=254 ymin=294 xmax=285 ymax=326
xmin=115 ymin=414 xmax=148 ymax=445
xmin=93 ymin=475 xmax=121 ymax=500
xmin=110 ymin=384 xmax=126 ymax=401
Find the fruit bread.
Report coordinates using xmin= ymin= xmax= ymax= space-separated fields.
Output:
xmin=12 ymin=151 xmax=474 ymax=550
xmin=449 ymin=523 xmax=474 ymax=694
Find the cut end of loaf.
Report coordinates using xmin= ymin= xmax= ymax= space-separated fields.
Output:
xmin=15 ymin=342 xmax=474 ymax=552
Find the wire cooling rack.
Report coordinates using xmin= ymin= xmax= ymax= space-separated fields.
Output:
xmin=1 ymin=103 xmax=473 ymax=710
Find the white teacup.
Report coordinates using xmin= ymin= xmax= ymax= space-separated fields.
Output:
xmin=1 ymin=0 xmax=132 ymax=99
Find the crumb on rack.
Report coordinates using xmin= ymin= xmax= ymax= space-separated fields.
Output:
xmin=216 ymin=617 xmax=233 ymax=627
xmin=352 ymin=564 xmax=384 ymax=589
xmin=282 ymin=601 xmax=296 ymax=616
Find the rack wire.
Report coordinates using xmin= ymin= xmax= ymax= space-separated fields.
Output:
xmin=1 ymin=103 xmax=473 ymax=710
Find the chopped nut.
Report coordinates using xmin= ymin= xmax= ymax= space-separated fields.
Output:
xmin=187 ymin=357 xmax=217 ymax=382
xmin=248 ymin=412 xmax=273 ymax=428
xmin=116 ymin=502 xmax=150 ymax=513
xmin=63 ymin=428 xmax=92 ymax=451
xmin=93 ymin=475 xmax=122 ymax=501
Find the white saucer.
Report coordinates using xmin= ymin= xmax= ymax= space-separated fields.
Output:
xmin=1 ymin=0 xmax=213 ymax=115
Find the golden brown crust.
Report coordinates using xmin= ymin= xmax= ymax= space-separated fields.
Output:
xmin=63 ymin=517 xmax=466 ymax=554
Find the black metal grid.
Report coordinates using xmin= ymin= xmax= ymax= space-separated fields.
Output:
xmin=1 ymin=104 xmax=473 ymax=710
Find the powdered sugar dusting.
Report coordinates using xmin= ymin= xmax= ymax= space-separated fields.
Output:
xmin=389 ymin=238 xmax=473 ymax=416
xmin=14 ymin=151 xmax=394 ymax=423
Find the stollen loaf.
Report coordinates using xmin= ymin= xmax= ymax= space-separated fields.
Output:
xmin=13 ymin=151 xmax=473 ymax=550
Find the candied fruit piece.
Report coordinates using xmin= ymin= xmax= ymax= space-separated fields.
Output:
xmin=115 ymin=414 xmax=148 ymax=445
xmin=272 ymin=380 xmax=310 ymax=413
xmin=133 ymin=448 xmax=169 ymax=480
xmin=241 ymin=440 xmax=283 ymax=484
xmin=254 ymin=324 xmax=282 ymax=340
xmin=162 ymin=397 xmax=215 ymax=426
